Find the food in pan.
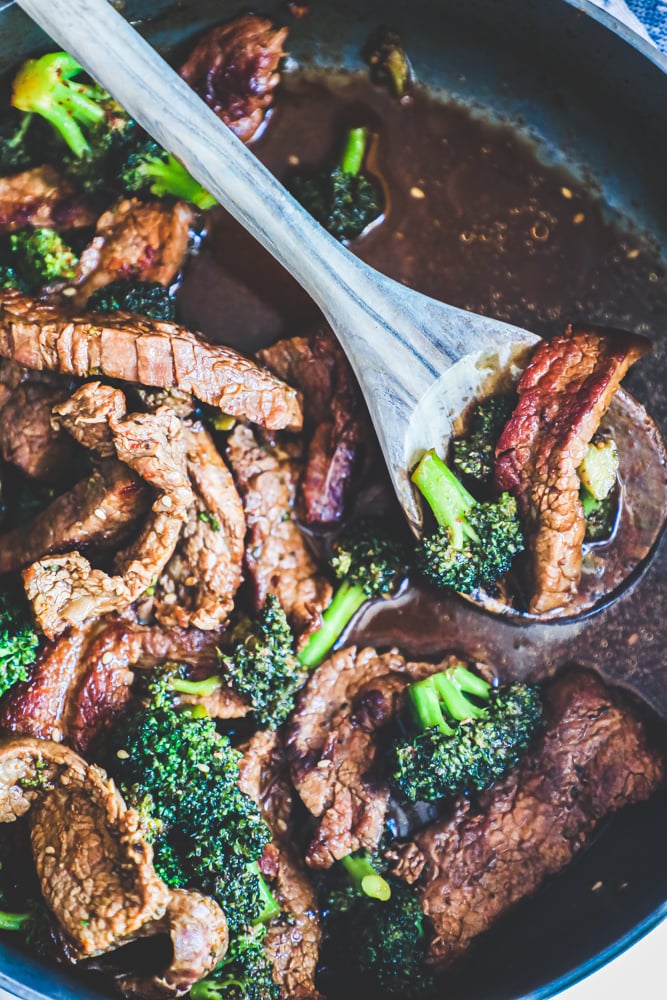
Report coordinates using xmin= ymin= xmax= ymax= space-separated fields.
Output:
xmin=0 ymin=12 xmax=664 ymax=1000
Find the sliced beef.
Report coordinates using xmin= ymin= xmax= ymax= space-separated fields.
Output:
xmin=258 ymin=328 xmax=372 ymax=525
xmin=0 ymin=459 xmax=150 ymax=575
xmin=0 ymin=381 xmax=76 ymax=481
xmin=24 ymin=409 xmax=194 ymax=637
xmin=0 ymin=737 xmax=170 ymax=958
xmin=53 ymin=381 xmax=126 ymax=457
xmin=415 ymin=669 xmax=665 ymax=969
xmin=115 ymin=889 xmax=229 ymax=999
xmin=495 ymin=326 xmax=649 ymax=614
xmin=239 ymin=731 xmax=324 ymax=1000
xmin=286 ymin=645 xmax=459 ymax=867
xmin=0 ymin=165 xmax=98 ymax=235
xmin=226 ymin=424 xmax=331 ymax=641
xmin=73 ymin=198 xmax=194 ymax=307
xmin=155 ymin=421 xmax=245 ymax=630
xmin=179 ymin=16 xmax=288 ymax=143
xmin=0 ymin=289 xmax=302 ymax=430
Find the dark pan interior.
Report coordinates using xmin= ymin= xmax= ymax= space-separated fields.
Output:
xmin=0 ymin=1 xmax=666 ymax=998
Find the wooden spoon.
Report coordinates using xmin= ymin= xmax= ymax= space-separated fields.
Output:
xmin=16 ymin=0 xmax=539 ymax=535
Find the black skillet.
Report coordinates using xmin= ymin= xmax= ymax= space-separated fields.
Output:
xmin=0 ymin=1 xmax=666 ymax=998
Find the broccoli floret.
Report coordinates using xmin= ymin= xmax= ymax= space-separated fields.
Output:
xmin=391 ymin=664 xmax=542 ymax=802
xmin=119 ymin=136 xmax=216 ymax=210
xmin=363 ymin=27 xmax=413 ymax=98
xmin=289 ymin=126 xmax=382 ymax=242
xmin=298 ymin=519 xmax=409 ymax=669
xmin=108 ymin=668 xmax=273 ymax=934
xmin=172 ymin=596 xmax=302 ymax=731
xmin=0 ymin=265 xmax=28 ymax=292
xmin=0 ymin=592 xmax=40 ymax=698
xmin=578 ymin=437 xmax=619 ymax=543
xmin=87 ymin=279 xmax=176 ymax=321
xmin=190 ymin=924 xmax=279 ymax=1000
xmin=12 ymin=52 xmax=110 ymax=160
xmin=412 ymin=448 xmax=524 ymax=594
xmin=0 ymin=110 xmax=36 ymax=175
xmin=8 ymin=227 xmax=78 ymax=290
xmin=452 ymin=394 xmax=515 ymax=489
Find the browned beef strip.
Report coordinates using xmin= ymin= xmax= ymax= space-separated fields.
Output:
xmin=495 ymin=326 xmax=649 ymax=614
xmin=0 ymin=381 xmax=76 ymax=481
xmin=155 ymin=421 xmax=245 ymax=630
xmin=258 ymin=328 xmax=372 ymax=525
xmin=73 ymin=198 xmax=194 ymax=307
xmin=0 ymin=289 xmax=302 ymax=430
xmin=115 ymin=889 xmax=229 ymax=999
xmin=239 ymin=731 xmax=324 ymax=1000
xmin=179 ymin=16 xmax=288 ymax=143
xmin=415 ymin=669 xmax=665 ymax=969
xmin=24 ymin=409 xmax=194 ymax=637
xmin=0 ymin=166 xmax=99 ymax=235
xmin=0 ymin=459 xmax=150 ymax=576
xmin=226 ymin=424 xmax=331 ymax=641
xmin=52 ymin=381 xmax=126 ymax=457
xmin=0 ymin=737 xmax=170 ymax=959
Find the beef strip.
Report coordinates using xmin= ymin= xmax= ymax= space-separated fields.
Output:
xmin=52 ymin=381 xmax=126 ymax=457
xmin=155 ymin=420 xmax=245 ymax=630
xmin=287 ymin=645 xmax=460 ymax=867
xmin=0 ymin=458 xmax=150 ymax=575
xmin=239 ymin=731 xmax=324 ymax=1000
xmin=415 ymin=669 xmax=665 ymax=969
xmin=24 ymin=408 xmax=194 ymax=637
xmin=0 ymin=165 xmax=98 ymax=235
xmin=0 ymin=737 xmax=170 ymax=959
xmin=258 ymin=328 xmax=372 ymax=525
xmin=0 ymin=381 xmax=76 ymax=481
xmin=495 ymin=326 xmax=649 ymax=614
xmin=0 ymin=289 xmax=302 ymax=430
xmin=73 ymin=198 xmax=194 ymax=307
xmin=226 ymin=424 xmax=331 ymax=641
xmin=115 ymin=889 xmax=229 ymax=999
xmin=179 ymin=16 xmax=288 ymax=143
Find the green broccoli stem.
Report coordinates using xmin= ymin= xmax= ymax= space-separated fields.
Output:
xmin=409 ymin=666 xmax=491 ymax=735
xmin=341 ymin=852 xmax=391 ymax=901
xmin=298 ymin=580 xmax=369 ymax=669
xmin=250 ymin=864 xmax=281 ymax=925
xmin=0 ymin=909 xmax=30 ymax=932
xmin=144 ymin=154 xmax=217 ymax=210
xmin=170 ymin=675 xmax=222 ymax=698
xmin=411 ymin=449 xmax=479 ymax=548
xmin=340 ymin=127 xmax=368 ymax=176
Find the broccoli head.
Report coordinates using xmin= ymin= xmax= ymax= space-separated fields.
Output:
xmin=0 ymin=592 xmax=40 ymax=698
xmin=451 ymin=394 xmax=515 ymax=489
xmin=190 ymin=924 xmax=279 ymax=1000
xmin=107 ymin=668 xmax=273 ymax=934
xmin=412 ymin=448 xmax=524 ymax=594
xmin=87 ymin=279 xmax=177 ymax=321
xmin=0 ymin=110 xmax=36 ymax=175
xmin=120 ymin=136 xmax=216 ymax=210
xmin=289 ymin=126 xmax=382 ymax=242
xmin=298 ymin=518 xmax=409 ymax=669
xmin=391 ymin=664 xmax=542 ymax=802
xmin=0 ymin=265 xmax=28 ymax=292
xmin=9 ymin=227 xmax=78 ymax=290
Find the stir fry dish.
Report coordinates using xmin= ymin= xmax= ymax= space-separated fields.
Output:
xmin=0 ymin=12 xmax=664 ymax=1000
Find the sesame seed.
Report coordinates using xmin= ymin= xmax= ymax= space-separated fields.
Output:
xmin=116 ymin=749 xmax=130 ymax=759
xmin=573 ymin=213 xmax=585 ymax=224
xmin=410 ymin=186 xmax=425 ymax=199
xmin=560 ymin=186 xmax=573 ymax=199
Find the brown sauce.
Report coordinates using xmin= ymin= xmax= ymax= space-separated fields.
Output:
xmin=178 ymin=70 xmax=667 ymax=715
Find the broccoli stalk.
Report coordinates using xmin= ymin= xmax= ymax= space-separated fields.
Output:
xmin=340 ymin=851 xmax=391 ymax=902
xmin=391 ymin=663 xmax=542 ymax=802
xmin=412 ymin=448 xmax=524 ymax=594
xmin=289 ymin=126 xmax=382 ymax=242
xmin=298 ymin=519 xmax=408 ymax=670
xmin=0 ymin=909 xmax=30 ymax=932
xmin=11 ymin=52 xmax=107 ymax=159
xmin=120 ymin=138 xmax=216 ymax=210
xmin=578 ymin=437 xmax=619 ymax=543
